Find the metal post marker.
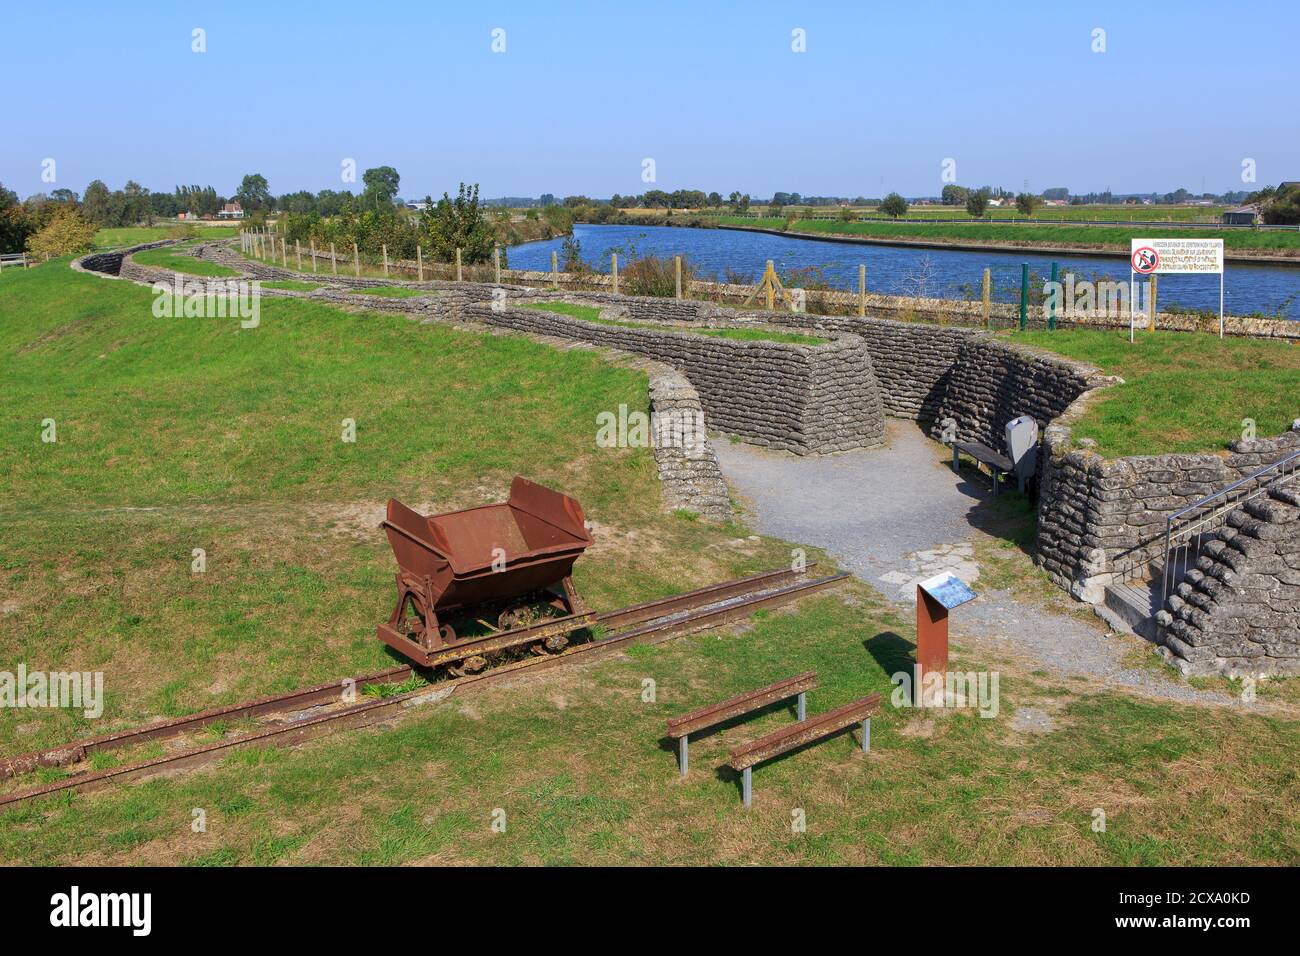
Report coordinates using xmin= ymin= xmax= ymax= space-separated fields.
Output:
xmin=797 ymin=691 xmax=806 ymax=722
xmin=1048 ymin=261 xmax=1058 ymax=331
xmin=742 ymin=767 xmax=752 ymax=809
xmin=862 ymin=718 xmax=871 ymax=753
xmin=1019 ymin=263 xmax=1028 ymax=330
xmin=678 ymin=735 xmax=689 ymax=777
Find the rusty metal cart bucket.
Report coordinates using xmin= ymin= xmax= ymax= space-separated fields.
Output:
xmin=377 ymin=476 xmax=596 ymax=667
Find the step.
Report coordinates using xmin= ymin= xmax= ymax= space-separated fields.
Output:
xmin=1101 ymin=580 xmax=1161 ymax=641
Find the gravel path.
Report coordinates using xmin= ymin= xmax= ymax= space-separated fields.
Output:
xmin=713 ymin=422 xmax=1235 ymax=706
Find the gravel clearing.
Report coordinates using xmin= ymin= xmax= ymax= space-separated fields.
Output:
xmin=714 ymin=421 xmax=1236 ymax=706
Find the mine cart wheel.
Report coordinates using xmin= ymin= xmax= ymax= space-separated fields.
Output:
xmin=529 ymin=634 xmax=570 ymax=656
xmin=437 ymin=622 xmax=457 ymax=644
xmin=448 ymin=655 xmax=487 ymax=678
xmin=497 ymin=604 xmax=530 ymax=631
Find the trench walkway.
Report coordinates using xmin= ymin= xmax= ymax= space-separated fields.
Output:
xmin=712 ymin=421 xmax=1230 ymax=705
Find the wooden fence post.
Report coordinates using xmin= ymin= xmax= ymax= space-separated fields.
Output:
xmin=858 ymin=264 xmax=866 ymax=317
xmin=551 ymin=250 xmax=559 ymax=288
xmin=330 ymin=243 xmax=337 ymax=275
xmin=981 ymin=268 xmax=991 ymax=328
xmin=382 ymin=244 xmax=389 ymax=277
xmin=674 ymin=256 xmax=682 ymax=299
xmin=455 ymin=248 xmax=462 ymax=282
xmin=352 ymin=242 xmax=360 ymax=277
xmin=417 ymin=245 xmax=424 ymax=282
xmin=1149 ymin=274 xmax=1158 ymax=330
xmin=612 ymin=253 xmax=619 ymax=294
xmin=310 ymin=240 xmax=317 ymax=273
xmin=295 ymin=240 xmax=302 ymax=271
xmin=494 ymin=246 xmax=501 ymax=284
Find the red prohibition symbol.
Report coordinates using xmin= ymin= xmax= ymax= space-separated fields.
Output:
xmin=1132 ymin=246 xmax=1159 ymax=274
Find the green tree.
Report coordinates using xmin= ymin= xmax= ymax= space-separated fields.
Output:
xmin=361 ymin=166 xmax=400 ymax=210
xmin=966 ymin=189 xmax=990 ymax=218
xmin=0 ymin=182 xmax=18 ymax=208
xmin=235 ymin=173 xmax=272 ymax=211
xmin=81 ymin=180 xmax=112 ymax=224
xmin=422 ymin=182 xmax=494 ymax=263
xmin=26 ymin=206 xmax=98 ymax=257
xmin=880 ymin=192 xmax=909 ymax=218
xmin=941 ymin=184 xmax=969 ymax=206
xmin=1015 ymin=192 xmax=1039 ymax=216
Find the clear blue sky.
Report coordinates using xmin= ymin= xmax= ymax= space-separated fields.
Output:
xmin=4 ymin=0 xmax=1296 ymax=201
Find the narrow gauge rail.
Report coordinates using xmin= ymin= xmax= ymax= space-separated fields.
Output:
xmin=0 ymin=567 xmax=847 ymax=809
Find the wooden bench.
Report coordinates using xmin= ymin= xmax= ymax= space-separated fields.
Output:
xmin=665 ymin=672 xmax=817 ymax=777
xmin=951 ymin=441 xmax=1014 ymax=496
xmin=728 ymin=692 xmax=882 ymax=808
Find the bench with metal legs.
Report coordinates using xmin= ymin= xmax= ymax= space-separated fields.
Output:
xmin=665 ymin=672 xmax=817 ymax=778
xmin=728 ymin=693 xmax=882 ymax=808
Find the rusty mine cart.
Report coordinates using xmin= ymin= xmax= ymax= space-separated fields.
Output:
xmin=378 ymin=476 xmax=596 ymax=673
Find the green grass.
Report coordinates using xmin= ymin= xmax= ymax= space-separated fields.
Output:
xmin=0 ymin=260 xmax=796 ymax=756
xmin=717 ymin=217 xmax=1300 ymax=254
xmin=523 ymin=301 xmax=829 ymax=345
xmin=262 ymin=280 xmax=325 ymax=292
xmin=2 ymin=258 xmax=1295 ymax=866
xmin=3 ymin=585 xmax=1296 ymax=866
xmin=349 ymin=286 xmax=432 ymax=298
xmin=94 ymin=226 xmax=238 ymax=249
xmin=1006 ymin=328 xmax=1300 ymax=456
xmin=129 ymin=246 xmax=240 ymax=278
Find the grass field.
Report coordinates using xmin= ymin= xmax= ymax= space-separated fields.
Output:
xmin=716 ymin=217 xmax=1300 ymax=255
xmin=1007 ymin=328 xmax=1300 ymax=456
xmin=1 ymin=261 xmax=1296 ymax=866
xmin=631 ymin=205 xmax=1231 ymax=224
xmin=524 ymin=302 xmax=829 ymax=345
xmin=94 ymin=225 xmax=239 ymax=249
xmin=130 ymin=245 xmax=241 ymax=278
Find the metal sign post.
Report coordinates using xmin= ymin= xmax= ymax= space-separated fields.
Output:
xmin=915 ymin=573 xmax=978 ymax=678
xmin=1131 ymin=238 xmax=1225 ymax=341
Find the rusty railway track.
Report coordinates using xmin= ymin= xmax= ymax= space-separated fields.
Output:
xmin=0 ymin=566 xmax=846 ymax=809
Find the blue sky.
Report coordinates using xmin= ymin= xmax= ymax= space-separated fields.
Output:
xmin=3 ymin=0 xmax=1296 ymax=200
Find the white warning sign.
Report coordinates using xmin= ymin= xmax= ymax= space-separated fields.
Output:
xmin=1129 ymin=238 xmax=1224 ymax=274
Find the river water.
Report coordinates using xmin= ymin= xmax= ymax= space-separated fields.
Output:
xmin=507 ymin=223 xmax=1300 ymax=319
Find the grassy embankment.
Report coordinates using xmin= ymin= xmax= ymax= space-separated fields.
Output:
xmin=716 ymin=217 xmax=1300 ymax=255
xmin=1 ymin=262 xmax=1295 ymax=865
xmin=524 ymin=302 xmax=828 ymax=345
xmin=1007 ymin=328 xmax=1300 ymax=457
xmin=130 ymin=244 xmax=241 ymax=278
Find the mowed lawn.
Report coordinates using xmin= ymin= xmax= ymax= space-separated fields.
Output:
xmin=1 ymin=261 xmax=1296 ymax=866
xmin=1006 ymin=328 xmax=1300 ymax=457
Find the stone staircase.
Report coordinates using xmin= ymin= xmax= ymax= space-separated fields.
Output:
xmin=1156 ymin=480 xmax=1300 ymax=676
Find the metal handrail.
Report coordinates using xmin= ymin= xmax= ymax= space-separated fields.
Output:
xmin=1160 ymin=449 xmax=1300 ymax=607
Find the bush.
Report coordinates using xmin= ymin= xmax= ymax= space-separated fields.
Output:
xmin=26 ymin=207 xmax=97 ymax=258
xmin=622 ymin=254 xmax=695 ymax=297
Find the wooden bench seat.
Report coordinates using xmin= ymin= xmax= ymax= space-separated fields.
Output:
xmin=727 ymin=692 xmax=881 ymax=807
xmin=665 ymin=672 xmax=817 ymax=777
xmin=952 ymin=441 xmax=1014 ymax=496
